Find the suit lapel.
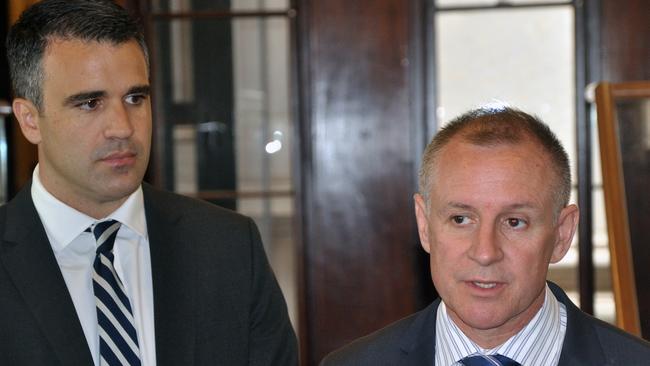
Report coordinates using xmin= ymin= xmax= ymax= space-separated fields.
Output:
xmin=0 ymin=184 xmax=93 ymax=365
xmin=143 ymin=184 xmax=196 ymax=365
xmin=399 ymin=300 xmax=439 ymax=365
xmin=549 ymin=282 xmax=609 ymax=366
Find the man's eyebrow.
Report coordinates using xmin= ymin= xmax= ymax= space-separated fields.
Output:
xmin=436 ymin=202 xmax=475 ymax=215
xmin=63 ymin=91 xmax=106 ymax=106
xmin=126 ymin=85 xmax=151 ymax=96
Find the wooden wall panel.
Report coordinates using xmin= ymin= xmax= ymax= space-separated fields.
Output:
xmin=298 ymin=0 xmax=432 ymax=364
xmin=9 ymin=0 xmax=38 ymax=24
xmin=600 ymin=0 xmax=650 ymax=81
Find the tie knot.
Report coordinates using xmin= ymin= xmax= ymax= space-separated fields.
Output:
xmin=93 ymin=220 xmax=121 ymax=254
xmin=460 ymin=354 xmax=521 ymax=366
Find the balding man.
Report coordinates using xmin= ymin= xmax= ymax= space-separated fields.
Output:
xmin=322 ymin=107 xmax=650 ymax=366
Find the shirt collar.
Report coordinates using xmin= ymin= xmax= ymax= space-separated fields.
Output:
xmin=31 ymin=165 xmax=147 ymax=252
xmin=435 ymin=284 xmax=564 ymax=366
xmin=107 ymin=183 xmax=147 ymax=239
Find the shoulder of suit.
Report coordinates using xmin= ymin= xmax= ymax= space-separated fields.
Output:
xmin=548 ymin=281 xmax=650 ymax=360
xmin=142 ymin=183 xmax=251 ymax=224
xmin=589 ymin=314 xmax=650 ymax=359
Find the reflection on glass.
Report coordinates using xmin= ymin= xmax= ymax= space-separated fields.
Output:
xmin=155 ymin=18 xmax=291 ymax=198
xmin=266 ymin=140 xmax=282 ymax=154
xmin=232 ymin=18 xmax=292 ymax=196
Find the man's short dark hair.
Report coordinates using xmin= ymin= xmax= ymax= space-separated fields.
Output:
xmin=6 ymin=0 xmax=148 ymax=111
xmin=418 ymin=106 xmax=572 ymax=212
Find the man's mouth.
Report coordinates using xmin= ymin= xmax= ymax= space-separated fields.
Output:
xmin=102 ymin=151 xmax=136 ymax=160
xmin=472 ymin=281 xmax=498 ymax=289
xmin=99 ymin=151 xmax=137 ymax=167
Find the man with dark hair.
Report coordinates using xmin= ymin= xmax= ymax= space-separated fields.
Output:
xmin=322 ymin=106 xmax=650 ymax=365
xmin=1 ymin=1 xmax=297 ymax=365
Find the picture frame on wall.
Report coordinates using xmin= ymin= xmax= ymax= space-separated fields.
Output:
xmin=595 ymin=81 xmax=650 ymax=339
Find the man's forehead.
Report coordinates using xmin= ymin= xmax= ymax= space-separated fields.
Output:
xmin=434 ymin=137 xmax=550 ymax=167
xmin=43 ymin=37 xmax=141 ymax=55
xmin=40 ymin=38 xmax=149 ymax=101
xmin=430 ymin=140 xmax=554 ymax=196
xmin=41 ymin=38 xmax=147 ymax=74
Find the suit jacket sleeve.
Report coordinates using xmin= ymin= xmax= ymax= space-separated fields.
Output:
xmin=245 ymin=217 xmax=298 ymax=366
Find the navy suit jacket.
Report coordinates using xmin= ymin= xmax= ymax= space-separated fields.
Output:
xmin=321 ymin=282 xmax=650 ymax=365
xmin=0 ymin=182 xmax=297 ymax=365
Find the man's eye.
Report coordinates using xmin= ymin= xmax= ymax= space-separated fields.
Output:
xmin=77 ymin=99 xmax=100 ymax=111
xmin=452 ymin=216 xmax=469 ymax=225
xmin=506 ymin=218 xmax=527 ymax=229
xmin=125 ymin=94 xmax=147 ymax=105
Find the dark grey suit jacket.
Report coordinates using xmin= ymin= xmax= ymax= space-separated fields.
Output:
xmin=0 ymin=182 xmax=297 ymax=365
xmin=321 ymin=282 xmax=650 ymax=365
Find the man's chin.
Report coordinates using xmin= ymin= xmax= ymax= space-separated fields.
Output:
xmin=99 ymin=181 xmax=142 ymax=201
xmin=450 ymin=305 xmax=512 ymax=331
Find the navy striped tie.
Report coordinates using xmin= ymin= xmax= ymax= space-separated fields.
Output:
xmin=92 ymin=220 xmax=141 ymax=366
xmin=460 ymin=354 xmax=521 ymax=366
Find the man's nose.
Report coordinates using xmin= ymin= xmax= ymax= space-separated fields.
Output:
xmin=467 ymin=222 xmax=504 ymax=266
xmin=104 ymin=102 xmax=134 ymax=139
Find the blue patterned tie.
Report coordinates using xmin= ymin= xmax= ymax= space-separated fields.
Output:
xmin=460 ymin=354 xmax=521 ymax=366
xmin=92 ymin=220 xmax=141 ymax=366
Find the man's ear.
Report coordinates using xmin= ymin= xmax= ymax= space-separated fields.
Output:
xmin=12 ymin=97 xmax=42 ymax=145
xmin=550 ymin=203 xmax=580 ymax=263
xmin=414 ymin=193 xmax=432 ymax=254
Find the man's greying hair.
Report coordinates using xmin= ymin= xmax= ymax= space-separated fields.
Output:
xmin=6 ymin=0 xmax=149 ymax=111
xmin=418 ymin=106 xmax=572 ymax=212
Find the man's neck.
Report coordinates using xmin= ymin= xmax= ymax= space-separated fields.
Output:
xmin=446 ymin=289 xmax=546 ymax=349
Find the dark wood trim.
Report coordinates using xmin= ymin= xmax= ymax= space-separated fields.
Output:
xmin=585 ymin=0 xmax=602 ymax=82
xmin=150 ymin=9 xmax=295 ymax=20
xmin=574 ymin=0 xmax=594 ymax=315
xmin=409 ymin=0 xmax=425 ymax=188
xmin=424 ymin=0 xmax=437 ymax=139
xmin=294 ymin=0 xmax=313 ymax=363
xmin=128 ymin=0 xmax=166 ymax=188
xmin=410 ymin=0 xmax=438 ymax=308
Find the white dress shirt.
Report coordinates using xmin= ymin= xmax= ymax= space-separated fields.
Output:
xmin=31 ymin=166 xmax=157 ymax=366
xmin=435 ymin=285 xmax=567 ymax=366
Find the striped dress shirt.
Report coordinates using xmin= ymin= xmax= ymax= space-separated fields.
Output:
xmin=435 ymin=285 xmax=567 ymax=366
xmin=31 ymin=166 xmax=157 ymax=365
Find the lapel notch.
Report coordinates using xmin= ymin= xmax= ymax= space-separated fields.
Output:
xmin=550 ymin=282 xmax=607 ymax=365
